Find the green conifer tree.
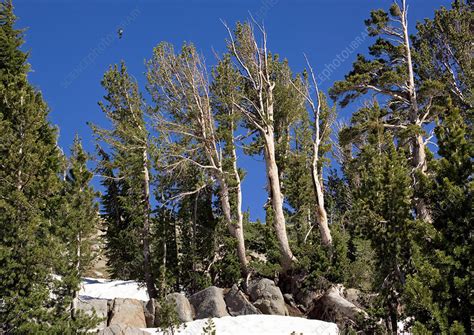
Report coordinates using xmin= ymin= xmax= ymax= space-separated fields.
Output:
xmin=0 ymin=2 xmax=96 ymax=332
xmin=56 ymin=136 xmax=100 ymax=319
xmin=342 ymin=103 xmax=418 ymax=332
xmin=405 ymin=101 xmax=473 ymax=334
xmin=91 ymin=62 xmax=157 ymax=298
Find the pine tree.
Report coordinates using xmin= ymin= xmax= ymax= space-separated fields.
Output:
xmin=224 ymin=22 xmax=296 ymax=270
xmin=211 ymin=54 xmax=249 ymax=280
xmin=330 ymin=0 xmax=441 ymax=223
xmin=414 ymin=0 xmax=472 ymax=114
xmin=56 ymin=135 xmax=100 ymax=319
xmin=341 ymin=103 xmax=418 ymax=332
xmin=147 ymin=43 xmax=248 ymax=279
xmin=91 ymin=62 xmax=157 ymax=298
xmin=96 ymin=148 xmax=141 ymax=280
xmin=404 ymin=101 xmax=473 ymax=334
xmin=0 ymin=2 xmax=95 ymax=332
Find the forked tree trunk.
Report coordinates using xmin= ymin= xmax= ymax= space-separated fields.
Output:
xmin=223 ymin=20 xmax=296 ymax=271
xmin=296 ymin=57 xmax=333 ymax=247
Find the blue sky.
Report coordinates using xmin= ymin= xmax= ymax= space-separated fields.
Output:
xmin=15 ymin=0 xmax=450 ymax=221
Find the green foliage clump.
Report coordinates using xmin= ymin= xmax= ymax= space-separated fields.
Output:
xmin=201 ymin=318 xmax=217 ymax=335
xmin=158 ymin=297 xmax=183 ymax=335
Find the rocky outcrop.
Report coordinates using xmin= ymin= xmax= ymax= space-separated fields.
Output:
xmin=307 ymin=286 xmax=368 ymax=324
xmin=75 ymin=297 xmax=109 ymax=329
xmin=97 ymin=324 xmax=148 ymax=335
xmin=189 ymin=286 xmax=229 ymax=319
xmin=108 ymin=298 xmax=146 ymax=328
xmin=248 ymin=278 xmax=288 ymax=316
xmin=77 ymin=279 xmax=365 ymax=333
xmin=224 ymin=284 xmax=261 ymax=316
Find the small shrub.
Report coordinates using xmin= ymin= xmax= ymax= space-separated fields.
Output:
xmin=201 ymin=318 xmax=216 ymax=335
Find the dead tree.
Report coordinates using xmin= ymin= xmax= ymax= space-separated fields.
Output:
xmin=223 ymin=21 xmax=296 ymax=271
xmin=292 ymin=55 xmax=334 ymax=246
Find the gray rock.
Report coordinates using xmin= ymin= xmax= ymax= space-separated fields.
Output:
xmin=248 ymin=278 xmax=288 ymax=315
xmin=189 ymin=286 xmax=229 ymax=319
xmin=283 ymin=293 xmax=295 ymax=306
xmin=165 ymin=293 xmax=194 ymax=322
xmin=109 ymin=298 xmax=146 ymax=328
xmin=97 ymin=324 xmax=148 ymax=335
xmin=224 ymin=284 xmax=261 ymax=316
xmin=75 ymin=297 xmax=109 ymax=329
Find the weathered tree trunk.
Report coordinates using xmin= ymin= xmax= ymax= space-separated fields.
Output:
xmin=311 ymin=157 xmax=332 ymax=246
xmin=142 ymin=148 xmax=157 ymax=299
xmin=264 ymin=129 xmax=295 ymax=271
xmin=401 ymin=0 xmax=431 ymax=223
xmin=218 ymin=177 xmax=248 ymax=277
xmin=294 ymin=58 xmax=333 ymax=246
xmin=231 ymin=138 xmax=248 ymax=278
xmin=223 ymin=21 xmax=296 ymax=271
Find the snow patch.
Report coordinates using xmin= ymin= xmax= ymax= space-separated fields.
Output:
xmin=143 ymin=315 xmax=339 ymax=335
xmin=79 ymin=277 xmax=149 ymax=301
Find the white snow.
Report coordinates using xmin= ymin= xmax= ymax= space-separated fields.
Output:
xmin=79 ymin=277 xmax=149 ymax=301
xmin=143 ymin=315 xmax=339 ymax=335
xmin=79 ymin=278 xmax=339 ymax=335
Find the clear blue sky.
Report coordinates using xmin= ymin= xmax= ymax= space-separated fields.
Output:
xmin=15 ymin=0 xmax=450 ymax=221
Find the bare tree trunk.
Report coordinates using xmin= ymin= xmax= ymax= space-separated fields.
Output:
xmin=311 ymin=156 xmax=332 ymax=246
xmin=401 ymin=0 xmax=431 ymax=223
xmin=230 ymin=137 xmax=249 ymax=278
xmin=142 ymin=148 xmax=157 ymax=299
xmin=218 ymin=177 xmax=248 ymax=277
xmin=264 ymin=130 xmax=295 ymax=271
xmin=292 ymin=56 xmax=333 ymax=246
xmin=223 ymin=20 xmax=296 ymax=270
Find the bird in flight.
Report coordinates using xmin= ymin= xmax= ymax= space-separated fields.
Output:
xmin=117 ymin=28 xmax=124 ymax=39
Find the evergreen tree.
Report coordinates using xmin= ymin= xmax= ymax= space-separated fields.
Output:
xmin=96 ymin=148 xmax=141 ymax=280
xmin=414 ymin=0 xmax=473 ymax=114
xmin=56 ymin=135 xmax=100 ymax=319
xmin=211 ymin=54 xmax=249 ymax=280
xmin=341 ymin=103 xmax=419 ymax=332
xmin=404 ymin=101 xmax=473 ymax=334
xmin=91 ymin=62 xmax=157 ymax=298
xmin=291 ymin=65 xmax=336 ymax=247
xmin=0 ymin=2 xmax=95 ymax=332
xmin=330 ymin=0 xmax=441 ymax=223
xmin=225 ymin=22 xmax=296 ymax=270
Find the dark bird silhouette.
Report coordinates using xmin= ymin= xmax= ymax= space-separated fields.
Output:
xmin=117 ymin=28 xmax=123 ymax=39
